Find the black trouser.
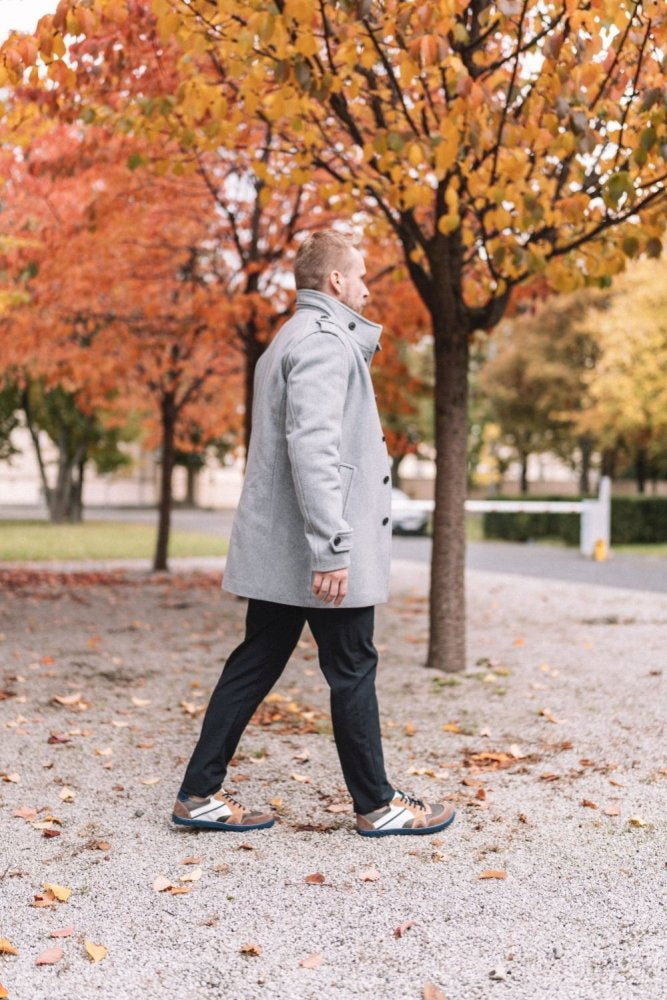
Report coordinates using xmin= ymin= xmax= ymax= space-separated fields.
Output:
xmin=179 ymin=597 xmax=395 ymax=815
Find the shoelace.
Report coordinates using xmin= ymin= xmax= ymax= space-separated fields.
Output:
xmin=396 ymin=789 xmax=425 ymax=811
xmin=219 ymin=788 xmax=244 ymax=810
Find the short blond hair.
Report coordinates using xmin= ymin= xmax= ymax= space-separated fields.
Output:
xmin=294 ymin=230 xmax=362 ymax=291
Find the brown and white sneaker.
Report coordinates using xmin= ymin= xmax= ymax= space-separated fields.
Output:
xmin=355 ymin=789 xmax=455 ymax=837
xmin=172 ymin=787 xmax=275 ymax=831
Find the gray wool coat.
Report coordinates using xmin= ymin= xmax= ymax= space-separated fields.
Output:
xmin=222 ymin=288 xmax=393 ymax=608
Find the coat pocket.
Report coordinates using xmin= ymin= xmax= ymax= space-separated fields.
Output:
xmin=338 ymin=462 xmax=357 ymax=517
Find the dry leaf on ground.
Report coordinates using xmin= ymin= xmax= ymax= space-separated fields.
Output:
xmin=291 ymin=772 xmax=312 ymax=783
xmin=35 ymin=946 xmax=63 ymax=965
xmin=359 ymin=867 xmax=381 ymax=882
xmin=43 ymin=883 xmax=71 ymax=902
xmin=423 ymin=984 xmax=446 ymax=1000
xmin=604 ymin=806 xmax=620 ymax=816
xmin=179 ymin=867 xmax=202 ymax=883
xmin=628 ymin=816 xmax=647 ymax=827
xmin=0 ymin=939 xmax=18 ymax=955
xmin=12 ymin=806 xmax=37 ymax=820
xmin=50 ymin=928 xmax=73 ymax=938
xmin=304 ymin=872 xmax=325 ymax=884
xmin=394 ymin=920 xmax=415 ymax=938
xmin=479 ymin=870 xmax=507 ymax=880
xmin=180 ymin=856 xmax=201 ymax=865
xmin=581 ymin=799 xmax=598 ymax=809
xmin=0 ymin=981 xmax=8 ymax=999
xmin=84 ymin=940 xmax=108 ymax=963
xmin=240 ymin=943 xmax=262 ymax=956
xmin=300 ymin=953 xmax=323 ymax=968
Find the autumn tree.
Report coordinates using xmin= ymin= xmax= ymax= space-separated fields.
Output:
xmin=4 ymin=1 xmax=667 ymax=669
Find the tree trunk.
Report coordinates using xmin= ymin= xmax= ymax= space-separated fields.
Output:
xmin=68 ymin=455 xmax=86 ymax=523
xmin=427 ymin=312 xmax=469 ymax=673
xmin=154 ymin=393 xmax=176 ymax=572
xmin=519 ymin=452 xmax=530 ymax=495
xmin=185 ymin=464 xmax=198 ymax=507
xmin=578 ymin=435 xmax=593 ymax=496
xmin=22 ymin=391 xmax=53 ymax=513
xmin=636 ymin=447 xmax=647 ymax=494
xmin=242 ymin=333 xmax=264 ymax=469
xmin=391 ymin=453 xmax=403 ymax=488
xmin=601 ymin=446 xmax=617 ymax=480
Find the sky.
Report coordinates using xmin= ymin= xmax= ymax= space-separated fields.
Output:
xmin=0 ymin=0 xmax=58 ymax=39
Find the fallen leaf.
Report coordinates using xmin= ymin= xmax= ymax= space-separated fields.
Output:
xmin=442 ymin=722 xmax=460 ymax=733
xmin=604 ymin=806 xmax=620 ymax=817
xmin=291 ymin=773 xmax=312 ymax=783
xmin=35 ymin=946 xmax=63 ymax=965
xmin=0 ymin=983 xmax=8 ymax=999
xmin=12 ymin=806 xmax=37 ymax=820
xmin=1 ymin=774 xmax=20 ymax=783
xmin=52 ymin=693 xmax=82 ymax=706
xmin=240 ymin=942 xmax=262 ymax=956
xmin=304 ymin=872 xmax=325 ymax=884
xmin=43 ymin=883 xmax=71 ymax=902
xmin=131 ymin=697 xmax=151 ymax=707
xmin=95 ymin=841 xmax=111 ymax=851
xmin=269 ymin=797 xmax=283 ymax=809
xmin=539 ymin=707 xmax=560 ymax=724
xmin=139 ymin=777 xmax=161 ymax=785
xmin=300 ymin=953 xmax=323 ymax=968
xmin=540 ymin=773 xmax=560 ymax=781
xmin=326 ymin=803 xmax=352 ymax=813
xmin=179 ymin=867 xmax=202 ymax=883
xmin=180 ymin=856 xmax=201 ymax=865
xmin=423 ymin=984 xmax=446 ymax=1000
xmin=394 ymin=920 xmax=415 ymax=938
xmin=238 ymin=842 xmax=255 ymax=851
xmin=609 ymin=779 xmax=623 ymax=787
xmin=628 ymin=816 xmax=647 ymax=827
xmin=479 ymin=870 xmax=507 ymax=880
xmin=581 ymin=799 xmax=598 ymax=809
xmin=42 ymin=829 xmax=61 ymax=839
xmin=50 ymin=928 xmax=73 ymax=938
xmin=95 ymin=747 xmax=113 ymax=756
xmin=292 ymin=750 xmax=310 ymax=762
xmin=84 ymin=940 xmax=108 ymax=963
xmin=513 ymin=636 xmax=525 ymax=647
xmin=404 ymin=722 xmax=415 ymax=736
xmin=476 ymin=788 xmax=486 ymax=801
xmin=0 ymin=939 xmax=18 ymax=956
xmin=359 ymin=867 xmax=381 ymax=882
xmin=152 ymin=876 xmax=172 ymax=892
xmin=59 ymin=787 xmax=75 ymax=802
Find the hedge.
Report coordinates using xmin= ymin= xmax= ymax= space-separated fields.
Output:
xmin=481 ymin=494 xmax=667 ymax=546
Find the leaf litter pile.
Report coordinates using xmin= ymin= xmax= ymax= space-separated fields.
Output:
xmin=0 ymin=568 xmax=663 ymax=998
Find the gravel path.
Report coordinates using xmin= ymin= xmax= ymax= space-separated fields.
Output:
xmin=0 ymin=563 xmax=665 ymax=1000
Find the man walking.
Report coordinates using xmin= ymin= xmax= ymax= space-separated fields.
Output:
xmin=171 ymin=230 xmax=456 ymax=838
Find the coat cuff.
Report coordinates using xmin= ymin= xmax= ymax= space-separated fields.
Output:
xmin=312 ymin=529 xmax=353 ymax=572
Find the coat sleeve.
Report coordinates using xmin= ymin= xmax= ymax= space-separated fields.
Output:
xmin=284 ymin=327 xmax=353 ymax=572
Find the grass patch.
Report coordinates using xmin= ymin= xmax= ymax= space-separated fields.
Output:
xmin=0 ymin=520 xmax=228 ymax=561
xmin=612 ymin=542 xmax=667 ymax=557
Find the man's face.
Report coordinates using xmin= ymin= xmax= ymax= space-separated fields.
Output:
xmin=330 ymin=248 xmax=370 ymax=314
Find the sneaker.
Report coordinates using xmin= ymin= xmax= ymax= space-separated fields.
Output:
xmin=171 ymin=787 xmax=275 ymax=831
xmin=355 ymin=789 xmax=455 ymax=837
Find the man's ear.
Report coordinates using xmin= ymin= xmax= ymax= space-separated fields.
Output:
xmin=329 ymin=269 xmax=342 ymax=294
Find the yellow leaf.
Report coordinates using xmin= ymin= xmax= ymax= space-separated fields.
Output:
xmin=0 ymin=939 xmax=18 ymax=956
xmin=0 ymin=981 xmax=8 ymax=998
xmin=84 ymin=940 xmax=108 ymax=963
xmin=628 ymin=816 xmax=647 ymax=827
xmin=479 ymin=869 xmax=507 ymax=880
xmin=43 ymin=883 xmax=71 ymax=902
xmin=443 ymin=722 xmax=460 ymax=733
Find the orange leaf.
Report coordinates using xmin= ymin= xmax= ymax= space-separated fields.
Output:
xmin=479 ymin=870 xmax=507 ymax=880
xmin=423 ymin=985 xmax=446 ymax=1000
xmin=50 ymin=927 xmax=73 ymax=938
xmin=393 ymin=920 xmax=415 ymax=938
xmin=581 ymin=799 xmax=598 ymax=809
xmin=240 ymin=942 xmax=262 ymax=956
xmin=304 ymin=872 xmax=325 ymax=884
xmin=0 ymin=981 xmax=8 ymax=999
xmin=35 ymin=945 xmax=63 ymax=965
xmin=300 ymin=953 xmax=323 ymax=968
xmin=0 ymin=939 xmax=18 ymax=956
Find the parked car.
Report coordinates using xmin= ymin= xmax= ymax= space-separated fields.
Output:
xmin=391 ymin=487 xmax=430 ymax=535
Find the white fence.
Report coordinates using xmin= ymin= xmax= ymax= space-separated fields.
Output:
xmin=394 ymin=477 xmax=612 ymax=558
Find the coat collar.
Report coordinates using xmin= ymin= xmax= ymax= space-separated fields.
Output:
xmin=296 ymin=288 xmax=383 ymax=358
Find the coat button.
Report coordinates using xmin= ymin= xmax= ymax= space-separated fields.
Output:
xmin=348 ymin=321 xmax=356 ymax=330
xmin=334 ymin=535 xmax=341 ymax=545
xmin=382 ymin=517 xmax=389 ymax=525
xmin=381 ymin=435 xmax=386 ymax=442
xmin=383 ymin=475 xmax=389 ymax=484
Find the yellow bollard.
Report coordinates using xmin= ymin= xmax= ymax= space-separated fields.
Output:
xmin=593 ymin=538 xmax=607 ymax=561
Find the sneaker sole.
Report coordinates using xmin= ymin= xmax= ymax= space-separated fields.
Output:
xmin=356 ymin=809 xmax=456 ymax=838
xmin=171 ymin=814 xmax=275 ymax=832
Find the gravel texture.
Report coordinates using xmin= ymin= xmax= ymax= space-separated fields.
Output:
xmin=0 ymin=559 xmax=665 ymax=1000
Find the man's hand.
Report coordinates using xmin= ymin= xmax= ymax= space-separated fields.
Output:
xmin=312 ymin=568 xmax=348 ymax=606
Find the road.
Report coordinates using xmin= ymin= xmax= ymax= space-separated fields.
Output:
xmin=1 ymin=504 xmax=665 ymax=594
